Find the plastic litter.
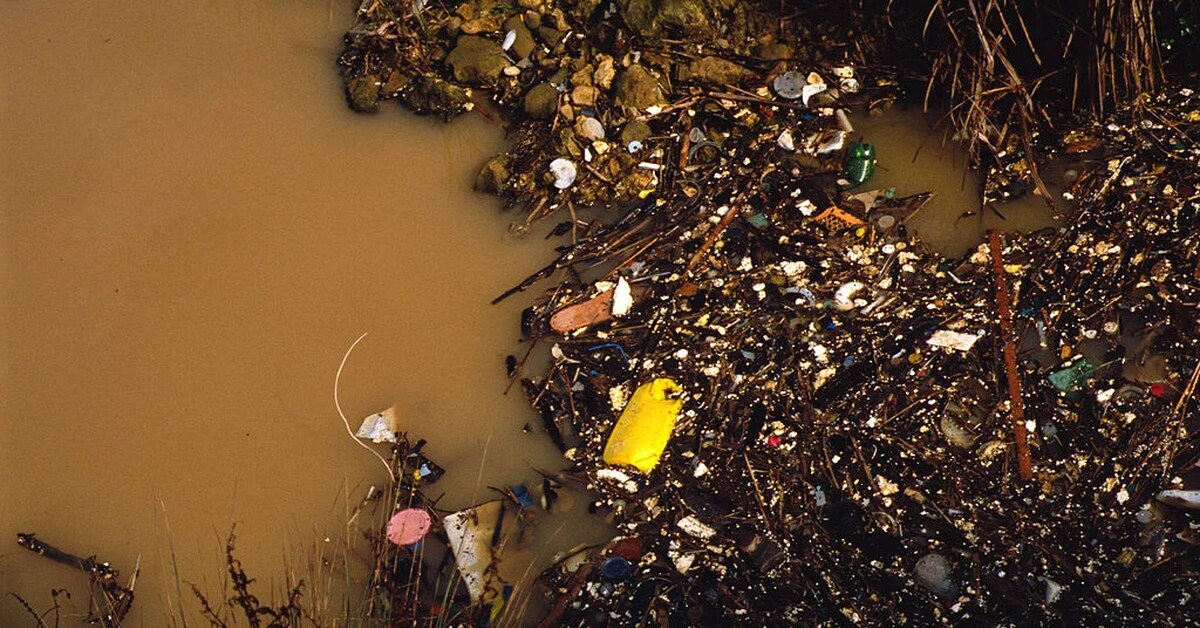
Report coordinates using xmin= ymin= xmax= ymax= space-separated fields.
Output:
xmin=601 ymin=378 xmax=683 ymax=472
xmin=443 ymin=501 xmax=507 ymax=604
xmin=386 ymin=508 xmax=431 ymax=546
xmin=843 ymin=141 xmax=876 ymax=187
xmin=549 ymin=158 xmax=577 ymax=189
xmin=356 ymin=407 xmax=401 ymax=443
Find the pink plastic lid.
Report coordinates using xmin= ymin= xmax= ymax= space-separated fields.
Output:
xmin=386 ymin=508 xmax=431 ymax=546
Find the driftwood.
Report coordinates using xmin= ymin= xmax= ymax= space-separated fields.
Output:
xmin=17 ymin=533 xmax=136 ymax=627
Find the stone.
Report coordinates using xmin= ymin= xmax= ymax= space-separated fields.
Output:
xmin=403 ymin=75 xmax=472 ymax=118
xmin=445 ymin=36 xmax=508 ymax=85
xmin=571 ymin=85 xmax=600 ymax=107
xmin=346 ymin=74 xmax=381 ymax=113
xmin=475 ymin=154 xmax=511 ymax=194
xmin=575 ymin=116 xmax=605 ymax=141
xmin=914 ymin=553 xmax=956 ymax=599
xmin=620 ymin=120 xmax=652 ymax=145
xmin=536 ymin=26 xmax=565 ymax=47
xmin=754 ymin=42 xmax=793 ymax=61
xmin=658 ymin=0 xmax=710 ymax=35
xmin=523 ymin=83 xmax=559 ymax=119
xmin=679 ymin=56 xmax=752 ymax=85
xmin=613 ymin=65 xmax=666 ymax=110
xmin=502 ymin=16 xmax=537 ymax=59
xmin=622 ymin=0 xmax=660 ymax=37
xmin=594 ymin=55 xmax=617 ymax=90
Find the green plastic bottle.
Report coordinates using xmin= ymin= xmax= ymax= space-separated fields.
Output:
xmin=844 ymin=142 xmax=876 ymax=188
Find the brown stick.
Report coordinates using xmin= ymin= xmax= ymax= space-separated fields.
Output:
xmin=684 ymin=204 xmax=741 ymax=275
xmin=988 ymin=230 xmax=1033 ymax=480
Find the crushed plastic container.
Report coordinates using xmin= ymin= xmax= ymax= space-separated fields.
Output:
xmin=844 ymin=142 xmax=876 ymax=187
xmin=602 ymin=378 xmax=683 ymax=472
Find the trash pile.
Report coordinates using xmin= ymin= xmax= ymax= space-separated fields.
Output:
xmin=517 ymin=87 xmax=1199 ymax=625
xmin=339 ymin=1 xmax=1199 ymax=624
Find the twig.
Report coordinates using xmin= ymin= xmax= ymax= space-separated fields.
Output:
xmin=988 ymin=230 xmax=1033 ymax=480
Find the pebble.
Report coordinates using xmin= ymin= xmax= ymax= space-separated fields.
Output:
xmin=914 ymin=553 xmax=955 ymax=598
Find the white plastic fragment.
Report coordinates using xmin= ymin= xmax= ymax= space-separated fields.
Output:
xmin=673 ymin=552 xmax=696 ymax=574
xmin=596 ymin=467 xmax=638 ymax=492
xmin=816 ymin=130 xmax=846 ymax=154
xmin=835 ymin=108 xmax=854 ymax=133
xmin=609 ymin=383 xmax=630 ymax=411
xmin=1044 ymin=577 xmax=1063 ymax=605
xmin=1155 ymin=489 xmax=1200 ymax=511
xmin=443 ymin=501 xmax=505 ymax=603
xmin=612 ymin=277 xmax=633 ymax=317
xmin=356 ymin=407 xmax=401 ymax=443
xmin=926 ymin=330 xmax=983 ymax=352
xmin=501 ymin=30 xmax=517 ymax=51
xmin=549 ymin=158 xmax=577 ymax=189
xmin=832 ymin=281 xmax=866 ymax=311
xmin=676 ymin=515 xmax=716 ymax=539
xmin=801 ymin=82 xmax=827 ymax=106
xmin=777 ymin=129 xmax=795 ymax=151
xmin=772 ymin=71 xmax=804 ymax=99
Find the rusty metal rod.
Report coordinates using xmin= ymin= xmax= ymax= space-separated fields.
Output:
xmin=989 ymin=230 xmax=1033 ymax=481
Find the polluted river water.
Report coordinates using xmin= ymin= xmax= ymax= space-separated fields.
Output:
xmin=0 ymin=1 xmax=610 ymax=623
xmin=1 ymin=2 xmax=1059 ymax=625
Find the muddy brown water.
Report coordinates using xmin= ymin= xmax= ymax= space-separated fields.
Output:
xmin=0 ymin=2 xmax=610 ymax=624
xmin=1 ymin=3 xmax=1060 ymax=625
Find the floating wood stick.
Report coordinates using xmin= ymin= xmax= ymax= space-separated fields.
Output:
xmin=17 ymin=533 xmax=135 ymax=627
xmin=988 ymin=230 xmax=1033 ymax=481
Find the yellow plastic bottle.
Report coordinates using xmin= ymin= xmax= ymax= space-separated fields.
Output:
xmin=602 ymin=378 xmax=684 ymax=472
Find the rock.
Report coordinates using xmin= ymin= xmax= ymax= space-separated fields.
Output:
xmin=658 ymin=0 xmax=711 ymax=36
xmin=475 ymin=154 xmax=511 ymax=194
xmin=571 ymin=85 xmax=600 ymax=107
xmin=536 ymin=26 xmax=565 ymax=47
xmin=460 ymin=18 xmax=498 ymax=35
xmin=620 ymin=120 xmax=652 ymax=145
xmin=594 ymin=55 xmax=617 ymax=90
xmin=445 ymin=36 xmax=508 ymax=85
xmin=403 ymin=75 xmax=472 ymax=118
xmin=518 ymin=0 xmax=547 ymax=10
xmin=570 ymin=65 xmax=594 ymax=87
xmin=381 ymin=70 xmax=411 ymax=96
xmin=522 ymin=10 xmax=541 ymax=30
xmin=523 ymin=83 xmax=559 ymax=119
xmin=613 ymin=65 xmax=667 ymax=110
xmin=345 ymin=74 xmax=381 ymax=113
xmin=623 ymin=0 xmax=711 ymax=38
xmin=502 ymin=16 xmax=537 ymax=59
xmin=914 ymin=553 xmax=956 ymax=599
xmin=679 ymin=56 xmax=752 ymax=85
xmin=622 ymin=0 xmax=659 ymax=37
xmin=754 ymin=42 xmax=793 ymax=61
xmin=575 ymin=116 xmax=605 ymax=141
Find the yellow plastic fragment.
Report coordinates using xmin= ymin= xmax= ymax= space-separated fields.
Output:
xmin=602 ymin=378 xmax=684 ymax=472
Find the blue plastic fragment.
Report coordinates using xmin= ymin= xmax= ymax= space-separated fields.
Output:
xmin=511 ymin=484 xmax=535 ymax=508
xmin=599 ymin=556 xmax=634 ymax=581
